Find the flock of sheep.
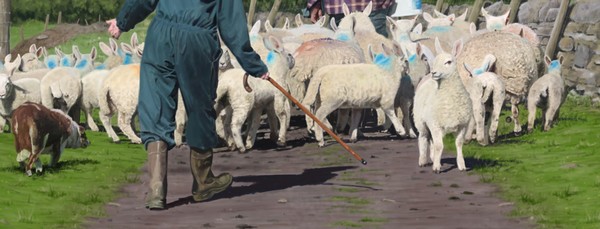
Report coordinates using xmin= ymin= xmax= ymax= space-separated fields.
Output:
xmin=0 ymin=2 xmax=569 ymax=173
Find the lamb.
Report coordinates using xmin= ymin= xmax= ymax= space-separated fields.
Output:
xmin=41 ymin=47 xmax=60 ymax=69
xmin=0 ymin=55 xmax=41 ymax=131
xmin=19 ymin=44 xmax=45 ymax=72
xmin=527 ymin=55 xmax=567 ymax=133
xmin=302 ymin=42 xmax=408 ymax=146
xmin=456 ymin=31 xmax=539 ymax=134
xmin=96 ymin=38 xmax=124 ymax=70
xmin=462 ymin=54 xmax=506 ymax=145
xmin=413 ymin=38 xmax=472 ymax=173
xmin=481 ymin=8 xmax=510 ymax=31
xmin=214 ymin=35 xmax=293 ymax=153
xmin=80 ymin=69 xmax=110 ymax=131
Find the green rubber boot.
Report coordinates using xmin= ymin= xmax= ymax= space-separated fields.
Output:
xmin=145 ymin=141 xmax=168 ymax=210
xmin=190 ymin=148 xmax=232 ymax=202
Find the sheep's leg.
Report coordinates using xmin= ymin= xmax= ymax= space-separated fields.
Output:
xmin=375 ymin=108 xmax=386 ymax=127
xmin=430 ymin=128 xmax=444 ymax=173
xmin=455 ymin=127 xmax=467 ymax=171
xmin=543 ymin=102 xmax=559 ymax=132
xmin=417 ymin=128 xmax=430 ymax=167
xmin=465 ymin=115 xmax=476 ymax=142
xmin=99 ymin=108 xmax=119 ymax=143
xmin=223 ymin=107 xmax=235 ymax=150
xmin=0 ymin=117 xmax=6 ymax=132
xmin=274 ymin=95 xmax=290 ymax=147
xmin=231 ymin=107 xmax=250 ymax=153
xmin=400 ymin=101 xmax=416 ymax=138
xmin=475 ymin=103 xmax=488 ymax=145
xmin=382 ymin=107 xmax=406 ymax=137
xmin=174 ymin=102 xmax=187 ymax=147
xmin=511 ymin=99 xmax=522 ymax=133
xmin=118 ymin=111 xmax=141 ymax=144
xmin=313 ymin=104 xmax=337 ymax=147
xmin=489 ymin=101 xmax=503 ymax=144
xmin=336 ymin=109 xmax=350 ymax=134
xmin=245 ymin=109 xmax=263 ymax=149
xmin=266 ymin=106 xmax=279 ymax=143
xmin=83 ymin=105 xmax=99 ymax=132
xmin=348 ymin=109 xmax=363 ymax=143
xmin=527 ymin=98 xmax=538 ymax=133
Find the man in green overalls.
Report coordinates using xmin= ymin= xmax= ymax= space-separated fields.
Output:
xmin=107 ymin=0 xmax=270 ymax=210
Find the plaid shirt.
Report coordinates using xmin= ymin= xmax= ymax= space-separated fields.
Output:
xmin=307 ymin=0 xmax=394 ymax=15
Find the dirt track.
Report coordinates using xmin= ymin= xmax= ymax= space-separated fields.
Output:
xmin=85 ymin=114 xmax=533 ymax=229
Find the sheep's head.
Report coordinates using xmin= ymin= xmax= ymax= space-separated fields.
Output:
xmin=263 ymin=35 xmax=295 ymax=76
xmin=545 ymin=55 xmax=564 ymax=75
xmin=42 ymin=46 xmax=60 ymax=69
xmin=19 ymin=44 xmax=44 ymax=72
xmin=219 ymin=49 xmax=233 ymax=72
xmin=0 ymin=54 xmax=21 ymax=99
xmin=336 ymin=1 xmax=376 ymax=35
xmin=120 ymin=32 xmax=143 ymax=64
xmin=56 ymin=47 xmax=77 ymax=67
xmin=404 ymin=43 xmax=430 ymax=84
xmin=73 ymin=45 xmax=97 ymax=73
xmin=423 ymin=12 xmax=455 ymax=29
xmin=387 ymin=15 xmax=417 ymax=41
xmin=368 ymin=41 xmax=406 ymax=75
xmin=431 ymin=37 xmax=463 ymax=81
xmin=463 ymin=54 xmax=497 ymax=77
xmin=482 ymin=8 xmax=510 ymax=31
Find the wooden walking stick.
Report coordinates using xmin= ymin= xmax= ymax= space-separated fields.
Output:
xmin=243 ymin=73 xmax=367 ymax=165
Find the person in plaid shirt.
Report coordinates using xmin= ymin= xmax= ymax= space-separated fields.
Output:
xmin=307 ymin=0 xmax=397 ymax=37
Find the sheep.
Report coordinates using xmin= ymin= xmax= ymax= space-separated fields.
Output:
xmin=302 ymin=42 xmax=408 ymax=146
xmin=214 ymin=35 xmax=293 ymax=153
xmin=0 ymin=55 xmax=41 ymax=131
xmin=96 ymin=38 xmax=124 ymax=70
xmin=527 ymin=55 xmax=567 ymax=133
xmin=41 ymin=47 xmax=60 ymax=69
xmin=413 ymin=38 xmax=472 ymax=173
xmin=462 ymin=54 xmax=506 ymax=145
xmin=19 ymin=44 xmax=45 ymax=72
xmin=456 ymin=31 xmax=538 ymax=134
xmin=39 ymin=46 xmax=97 ymax=115
xmin=290 ymin=14 xmax=335 ymax=42
xmin=481 ymin=8 xmax=510 ymax=31
xmin=80 ymin=69 xmax=110 ymax=131
xmin=97 ymin=45 xmax=143 ymax=144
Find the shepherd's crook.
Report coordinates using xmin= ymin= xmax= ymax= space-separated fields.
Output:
xmin=243 ymin=73 xmax=367 ymax=165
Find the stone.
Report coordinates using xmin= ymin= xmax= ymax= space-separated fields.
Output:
xmin=586 ymin=23 xmax=600 ymax=36
xmin=485 ymin=1 xmax=509 ymax=16
xmin=570 ymin=0 xmax=600 ymax=24
xmin=545 ymin=8 xmax=560 ymax=22
xmin=536 ymin=22 xmax=554 ymax=36
xmin=575 ymin=68 xmax=597 ymax=86
xmin=518 ymin=2 xmax=539 ymax=24
xmin=564 ymin=22 xmax=586 ymax=36
xmin=573 ymin=44 xmax=592 ymax=68
xmin=541 ymin=37 xmax=549 ymax=46
xmin=558 ymin=37 xmax=574 ymax=51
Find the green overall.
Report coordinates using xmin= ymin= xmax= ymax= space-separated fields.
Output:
xmin=116 ymin=0 xmax=268 ymax=151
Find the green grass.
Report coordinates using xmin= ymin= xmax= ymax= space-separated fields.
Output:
xmin=9 ymin=20 xmax=55 ymax=50
xmin=442 ymin=95 xmax=600 ymax=229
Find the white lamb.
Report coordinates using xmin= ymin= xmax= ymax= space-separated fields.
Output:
xmin=19 ymin=44 xmax=45 ymax=72
xmin=413 ymin=38 xmax=472 ymax=173
xmin=462 ymin=54 xmax=506 ymax=145
xmin=214 ymin=35 xmax=293 ymax=153
xmin=302 ymin=42 xmax=408 ymax=146
xmin=527 ymin=55 xmax=567 ymax=133
xmin=0 ymin=55 xmax=41 ymax=130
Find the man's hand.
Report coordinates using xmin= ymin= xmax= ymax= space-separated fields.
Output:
xmin=106 ymin=19 xmax=122 ymax=39
xmin=260 ymin=72 xmax=270 ymax=80
xmin=310 ymin=3 xmax=323 ymax=23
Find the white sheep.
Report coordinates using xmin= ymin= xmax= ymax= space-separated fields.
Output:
xmin=19 ymin=44 xmax=45 ymax=72
xmin=456 ymin=31 xmax=538 ymax=134
xmin=96 ymin=38 xmax=124 ymax=70
xmin=481 ymin=8 xmax=510 ymax=31
xmin=0 ymin=55 xmax=41 ymax=130
xmin=527 ymin=55 xmax=567 ymax=133
xmin=80 ymin=69 xmax=110 ymax=131
xmin=413 ymin=38 xmax=472 ymax=173
xmin=214 ymin=35 xmax=292 ymax=153
xmin=302 ymin=42 xmax=408 ymax=146
xmin=462 ymin=54 xmax=506 ymax=145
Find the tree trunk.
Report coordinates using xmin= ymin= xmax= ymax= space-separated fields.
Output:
xmin=267 ymin=0 xmax=282 ymax=27
xmin=0 ymin=0 xmax=10 ymax=57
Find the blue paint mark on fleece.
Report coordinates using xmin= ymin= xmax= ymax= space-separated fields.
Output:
xmin=408 ymin=54 xmax=417 ymax=64
xmin=428 ymin=26 xmax=451 ymax=33
xmin=266 ymin=51 xmax=276 ymax=66
xmin=123 ymin=54 xmax=133 ymax=65
xmin=95 ymin=64 xmax=107 ymax=70
xmin=473 ymin=68 xmax=484 ymax=76
xmin=46 ymin=60 xmax=57 ymax=69
xmin=374 ymin=53 xmax=392 ymax=71
xmin=548 ymin=60 xmax=560 ymax=73
xmin=75 ymin=59 xmax=88 ymax=70
xmin=61 ymin=57 xmax=71 ymax=67
xmin=336 ymin=33 xmax=350 ymax=41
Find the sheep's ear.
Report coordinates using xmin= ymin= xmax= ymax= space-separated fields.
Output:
xmin=283 ymin=17 xmax=290 ymax=30
xmin=469 ymin=22 xmax=477 ymax=34
xmin=29 ymin=44 xmax=37 ymax=54
xmin=423 ymin=12 xmax=433 ymax=23
xmin=452 ymin=38 xmax=463 ymax=58
xmin=410 ymin=15 xmax=419 ymax=26
xmin=55 ymin=47 xmax=64 ymax=58
xmin=35 ymin=47 xmax=44 ymax=58
xmin=72 ymin=45 xmax=82 ymax=60
xmin=387 ymin=16 xmax=398 ymax=34
xmin=412 ymin=23 xmax=423 ymax=34
xmin=434 ymin=9 xmax=445 ymax=18
xmin=90 ymin=46 xmax=97 ymax=61
xmin=136 ymin=46 xmax=144 ymax=57
xmin=447 ymin=14 xmax=456 ymax=23
xmin=295 ymin=14 xmax=303 ymax=27
xmin=99 ymin=42 xmax=113 ymax=56
xmin=481 ymin=54 xmax=496 ymax=72
xmin=250 ymin=20 xmax=261 ymax=35
xmin=264 ymin=20 xmax=273 ymax=32
xmin=109 ymin=38 xmax=119 ymax=53
xmin=544 ymin=55 xmax=552 ymax=66
xmin=121 ymin=43 xmax=134 ymax=55
xmin=316 ymin=15 xmax=327 ymax=27
xmin=457 ymin=8 xmax=468 ymax=21
xmin=368 ymin=44 xmax=375 ymax=62
xmin=463 ymin=62 xmax=473 ymax=76
xmin=558 ymin=55 xmax=564 ymax=65
xmin=481 ymin=7 xmax=489 ymax=17
xmin=392 ymin=42 xmax=404 ymax=58
xmin=363 ymin=1 xmax=373 ymax=16
xmin=434 ymin=37 xmax=444 ymax=54
xmin=503 ymin=9 xmax=511 ymax=25
xmin=381 ymin=43 xmax=393 ymax=58
xmin=7 ymin=54 xmax=21 ymax=77
xmin=416 ymin=42 xmax=423 ymax=58
xmin=330 ymin=17 xmax=338 ymax=31
xmin=342 ymin=2 xmax=350 ymax=16
xmin=130 ymin=32 xmax=139 ymax=48
xmin=4 ymin=53 xmax=11 ymax=64
xmin=263 ymin=35 xmax=284 ymax=53
xmin=42 ymin=47 xmax=48 ymax=58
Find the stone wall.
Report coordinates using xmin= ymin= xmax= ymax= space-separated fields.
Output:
xmin=423 ymin=0 xmax=600 ymax=103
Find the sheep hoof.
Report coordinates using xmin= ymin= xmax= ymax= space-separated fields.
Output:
xmin=276 ymin=141 xmax=287 ymax=149
xmin=238 ymin=148 xmax=247 ymax=154
xmin=513 ymin=131 xmax=522 ymax=136
xmin=318 ymin=142 xmax=325 ymax=148
xmin=349 ymin=138 xmax=358 ymax=143
xmin=433 ymin=169 xmax=441 ymax=174
xmin=26 ymin=170 xmax=33 ymax=177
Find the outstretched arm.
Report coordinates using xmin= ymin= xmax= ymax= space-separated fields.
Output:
xmin=116 ymin=0 xmax=159 ymax=32
xmin=217 ymin=0 xmax=268 ymax=78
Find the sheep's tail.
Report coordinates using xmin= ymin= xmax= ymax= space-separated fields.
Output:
xmin=482 ymin=85 xmax=493 ymax=102
xmin=98 ymin=83 xmax=113 ymax=116
xmin=50 ymin=82 xmax=63 ymax=99
xmin=302 ymin=69 xmax=325 ymax=107
xmin=214 ymin=80 xmax=229 ymax=109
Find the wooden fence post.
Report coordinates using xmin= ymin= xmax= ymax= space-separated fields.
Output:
xmin=57 ymin=11 xmax=62 ymax=24
xmin=267 ymin=0 xmax=283 ymax=27
xmin=507 ymin=0 xmax=521 ymax=23
xmin=44 ymin=14 xmax=50 ymax=31
xmin=468 ymin=0 xmax=485 ymax=23
xmin=435 ymin=0 xmax=444 ymax=13
xmin=545 ymin=0 xmax=570 ymax=59
xmin=248 ymin=0 xmax=257 ymax=27
xmin=0 ymin=0 xmax=10 ymax=57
